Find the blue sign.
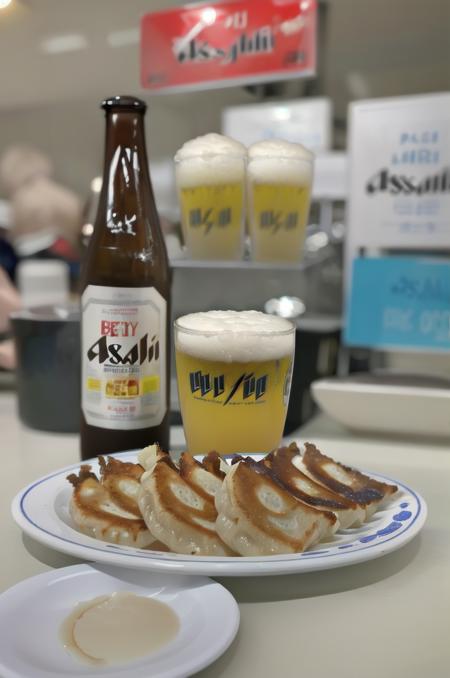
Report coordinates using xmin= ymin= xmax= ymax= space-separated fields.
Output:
xmin=345 ymin=256 xmax=450 ymax=351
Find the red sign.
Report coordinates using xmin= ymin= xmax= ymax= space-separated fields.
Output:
xmin=140 ymin=0 xmax=316 ymax=93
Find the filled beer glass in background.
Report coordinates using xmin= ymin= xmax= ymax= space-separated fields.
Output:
xmin=247 ymin=140 xmax=314 ymax=262
xmin=175 ymin=310 xmax=295 ymax=455
xmin=175 ymin=134 xmax=246 ymax=260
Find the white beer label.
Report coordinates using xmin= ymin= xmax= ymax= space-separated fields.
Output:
xmin=82 ymin=285 xmax=166 ymax=430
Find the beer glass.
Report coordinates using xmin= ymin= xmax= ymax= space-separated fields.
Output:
xmin=174 ymin=311 xmax=295 ymax=455
xmin=247 ymin=142 xmax=314 ymax=262
xmin=175 ymin=138 xmax=246 ymax=260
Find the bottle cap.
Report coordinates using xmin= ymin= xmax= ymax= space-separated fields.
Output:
xmin=101 ymin=96 xmax=147 ymax=113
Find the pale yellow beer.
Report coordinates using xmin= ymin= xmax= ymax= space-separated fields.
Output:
xmin=177 ymin=182 xmax=244 ymax=259
xmin=175 ymin=134 xmax=246 ymax=260
xmin=247 ymin=140 xmax=314 ymax=262
xmin=174 ymin=311 xmax=295 ymax=455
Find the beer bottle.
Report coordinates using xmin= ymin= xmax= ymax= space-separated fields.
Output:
xmin=80 ymin=95 xmax=170 ymax=460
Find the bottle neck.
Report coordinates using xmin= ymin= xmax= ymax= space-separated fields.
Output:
xmin=99 ymin=111 xmax=153 ymax=235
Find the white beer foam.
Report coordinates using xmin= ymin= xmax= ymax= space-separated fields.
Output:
xmin=175 ymin=133 xmax=246 ymax=187
xmin=176 ymin=310 xmax=294 ymax=362
xmin=248 ymin=139 xmax=313 ymax=185
xmin=176 ymin=133 xmax=246 ymax=160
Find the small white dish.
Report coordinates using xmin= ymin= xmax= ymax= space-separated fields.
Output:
xmin=11 ymin=451 xmax=427 ymax=577
xmin=312 ymin=372 xmax=450 ymax=439
xmin=0 ymin=564 xmax=239 ymax=678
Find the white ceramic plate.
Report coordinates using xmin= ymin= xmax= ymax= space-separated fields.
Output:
xmin=11 ymin=451 xmax=427 ymax=577
xmin=312 ymin=374 xmax=450 ymax=439
xmin=0 ymin=564 xmax=239 ymax=678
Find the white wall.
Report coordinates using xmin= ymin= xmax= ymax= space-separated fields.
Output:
xmin=0 ymin=87 xmax=257 ymax=200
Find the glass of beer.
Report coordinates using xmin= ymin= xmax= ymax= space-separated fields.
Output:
xmin=175 ymin=134 xmax=246 ymax=260
xmin=247 ymin=140 xmax=314 ymax=262
xmin=174 ymin=310 xmax=295 ymax=455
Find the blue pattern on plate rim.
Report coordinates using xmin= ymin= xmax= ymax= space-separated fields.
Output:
xmin=17 ymin=452 xmax=423 ymax=564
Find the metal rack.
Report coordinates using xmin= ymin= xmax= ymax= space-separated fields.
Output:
xmin=170 ymin=249 xmax=334 ymax=322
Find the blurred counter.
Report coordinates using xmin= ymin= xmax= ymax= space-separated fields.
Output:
xmin=0 ymin=391 xmax=449 ymax=678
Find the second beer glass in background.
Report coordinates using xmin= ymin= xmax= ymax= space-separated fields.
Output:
xmin=247 ymin=140 xmax=314 ymax=262
xmin=175 ymin=310 xmax=295 ymax=455
xmin=175 ymin=134 xmax=246 ymax=260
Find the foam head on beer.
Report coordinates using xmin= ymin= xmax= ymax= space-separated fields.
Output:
xmin=247 ymin=139 xmax=313 ymax=185
xmin=175 ymin=133 xmax=246 ymax=187
xmin=175 ymin=310 xmax=294 ymax=362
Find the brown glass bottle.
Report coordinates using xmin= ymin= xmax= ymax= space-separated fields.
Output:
xmin=80 ymin=96 xmax=170 ymax=460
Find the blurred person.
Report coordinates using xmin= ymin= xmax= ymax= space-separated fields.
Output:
xmin=0 ymin=231 xmax=17 ymax=281
xmin=0 ymin=265 xmax=20 ymax=370
xmin=0 ymin=338 xmax=15 ymax=371
xmin=0 ymin=146 xmax=82 ymax=281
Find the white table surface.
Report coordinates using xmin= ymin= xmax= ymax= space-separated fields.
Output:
xmin=1 ymin=390 xmax=449 ymax=678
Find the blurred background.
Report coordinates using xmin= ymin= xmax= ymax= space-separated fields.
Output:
xmin=0 ymin=0 xmax=449 ymax=434
xmin=0 ymin=0 xmax=448 ymax=196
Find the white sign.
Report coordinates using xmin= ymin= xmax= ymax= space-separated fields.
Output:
xmin=347 ymin=92 xmax=450 ymax=252
xmin=222 ymin=97 xmax=332 ymax=153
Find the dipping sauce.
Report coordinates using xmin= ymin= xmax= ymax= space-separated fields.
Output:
xmin=61 ymin=591 xmax=180 ymax=666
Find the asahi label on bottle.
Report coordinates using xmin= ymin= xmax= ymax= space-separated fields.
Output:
xmin=82 ymin=285 xmax=166 ymax=430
